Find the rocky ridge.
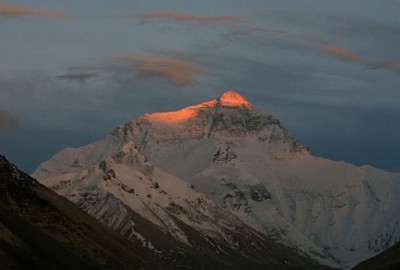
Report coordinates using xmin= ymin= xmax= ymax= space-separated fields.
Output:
xmin=0 ymin=154 xmax=155 ymax=270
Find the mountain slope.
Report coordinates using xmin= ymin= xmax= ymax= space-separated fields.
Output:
xmin=34 ymin=139 xmax=332 ymax=269
xmin=33 ymin=90 xmax=400 ymax=269
xmin=352 ymin=242 xmax=400 ymax=270
xmin=0 ymin=154 xmax=156 ymax=270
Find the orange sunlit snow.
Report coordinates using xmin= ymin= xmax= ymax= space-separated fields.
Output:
xmin=146 ymin=100 xmax=217 ymax=124
xmin=219 ymin=91 xmax=252 ymax=107
xmin=145 ymin=91 xmax=252 ymax=124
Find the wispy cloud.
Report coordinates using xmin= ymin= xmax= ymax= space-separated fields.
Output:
xmin=57 ymin=55 xmax=204 ymax=87
xmin=305 ymin=38 xmax=400 ymax=71
xmin=0 ymin=1 xmax=71 ymax=19
xmin=382 ymin=60 xmax=400 ymax=69
xmin=312 ymin=40 xmax=400 ymax=71
xmin=119 ymin=55 xmax=203 ymax=86
xmin=216 ymin=27 xmax=287 ymax=48
xmin=215 ymin=22 xmax=400 ymax=73
xmin=128 ymin=11 xmax=242 ymax=24
xmin=213 ymin=24 xmax=368 ymax=65
xmin=366 ymin=60 xmax=400 ymax=70
xmin=0 ymin=111 xmax=18 ymax=131
xmin=56 ymin=73 xmax=97 ymax=83
xmin=310 ymin=39 xmax=366 ymax=65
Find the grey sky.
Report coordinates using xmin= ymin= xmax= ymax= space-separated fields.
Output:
xmin=0 ymin=0 xmax=399 ymax=172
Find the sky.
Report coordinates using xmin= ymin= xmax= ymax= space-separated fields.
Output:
xmin=0 ymin=0 xmax=399 ymax=173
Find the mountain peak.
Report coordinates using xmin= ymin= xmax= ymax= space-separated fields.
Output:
xmin=218 ymin=91 xmax=252 ymax=108
xmin=144 ymin=91 xmax=252 ymax=124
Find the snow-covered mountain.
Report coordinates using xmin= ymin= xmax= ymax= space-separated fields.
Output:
xmin=33 ymin=91 xmax=400 ymax=269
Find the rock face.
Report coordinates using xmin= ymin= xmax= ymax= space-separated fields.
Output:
xmin=34 ymin=91 xmax=400 ymax=269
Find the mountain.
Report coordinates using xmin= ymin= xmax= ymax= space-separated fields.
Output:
xmin=352 ymin=242 xmax=400 ymax=270
xmin=31 ymin=136 xmax=329 ymax=270
xmin=0 ymin=154 xmax=157 ymax=270
xmin=33 ymin=90 xmax=400 ymax=269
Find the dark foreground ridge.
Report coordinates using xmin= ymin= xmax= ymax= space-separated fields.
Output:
xmin=0 ymin=154 xmax=155 ymax=270
xmin=352 ymin=242 xmax=400 ymax=270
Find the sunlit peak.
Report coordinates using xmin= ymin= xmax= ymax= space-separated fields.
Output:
xmin=145 ymin=91 xmax=252 ymax=125
xmin=218 ymin=91 xmax=252 ymax=107
xmin=145 ymin=100 xmax=217 ymax=124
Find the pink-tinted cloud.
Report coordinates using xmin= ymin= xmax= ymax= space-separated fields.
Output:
xmin=314 ymin=40 xmax=366 ymax=64
xmin=0 ymin=111 xmax=18 ymax=131
xmin=120 ymin=55 xmax=204 ymax=87
xmin=383 ymin=60 xmax=400 ymax=69
xmin=366 ymin=59 xmax=400 ymax=70
xmin=0 ymin=2 xmax=71 ymax=19
xmin=130 ymin=11 xmax=241 ymax=24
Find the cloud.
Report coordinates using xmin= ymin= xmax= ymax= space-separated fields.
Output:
xmin=312 ymin=39 xmax=366 ymax=65
xmin=326 ymin=14 xmax=400 ymax=52
xmin=57 ymin=55 xmax=204 ymax=87
xmin=367 ymin=59 xmax=400 ymax=70
xmin=129 ymin=11 xmax=242 ymax=24
xmin=215 ymin=27 xmax=287 ymax=48
xmin=382 ymin=60 xmax=400 ymax=69
xmin=212 ymin=19 xmax=395 ymax=73
xmin=56 ymin=73 xmax=97 ymax=83
xmin=0 ymin=1 xmax=71 ymax=19
xmin=119 ymin=55 xmax=204 ymax=87
xmin=0 ymin=111 xmax=18 ymax=131
xmin=213 ymin=24 xmax=368 ymax=66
